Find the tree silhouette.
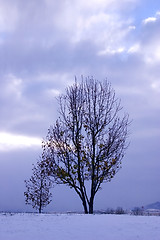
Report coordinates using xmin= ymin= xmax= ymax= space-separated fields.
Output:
xmin=42 ymin=76 xmax=130 ymax=213
xmin=24 ymin=159 xmax=53 ymax=213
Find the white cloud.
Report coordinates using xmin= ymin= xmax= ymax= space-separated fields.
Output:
xmin=46 ymin=89 xmax=61 ymax=98
xmin=0 ymin=1 xmax=19 ymax=32
xmin=128 ymin=43 xmax=140 ymax=53
xmin=143 ymin=17 xmax=157 ymax=24
xmin=143 ymin=44 xmax=160 ymax=64
xmin=156 ymin=11 xmax=160 ymax=17
xmin=0 ymin=132 xmax=41 ymax=151
xmin=98 ymin=47 xmax=125 ymax=56
xmin=142 ymin=11 xmax=160 ymax=25
xmin=35 ymin=0 xmax=136 ymax=53
xmin=151 ymin=81 xmax=160 ymax=93
xmin=4 ymin=74 xmax=23 ymax=99
xmin=128 ymin=25 xmax=136 ymax=30
xmin=129 ymin=11 xmax=160 ymax=64
xmin=0 ymin=0 xmax=137 ymax=59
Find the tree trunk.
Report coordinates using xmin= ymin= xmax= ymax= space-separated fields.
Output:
xmin=82 ymin=197 xmax=88 ymax=214
xmin=89 ymin=196 xmax=94 ymax=214
xmin=39 ymin=205 xmax=42 ymax=213
xmin=39 ymin=181 xmax=42 ymax=213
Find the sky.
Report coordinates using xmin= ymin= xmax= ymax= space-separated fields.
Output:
xmin=0 ymin=0 xmax=160 ymax=213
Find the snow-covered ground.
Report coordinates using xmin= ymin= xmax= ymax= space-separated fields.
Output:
xmin=0 ymin=213 xmax=160 ymax=240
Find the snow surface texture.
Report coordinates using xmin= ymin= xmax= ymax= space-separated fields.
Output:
xmin=0 ymin=213 xmax=160 ymax=240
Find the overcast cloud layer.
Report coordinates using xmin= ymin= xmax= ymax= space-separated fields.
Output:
xmin=0 ymin=0 xmax=160 ymax=212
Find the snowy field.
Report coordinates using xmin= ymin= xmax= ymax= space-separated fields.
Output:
xmin=0 ymin=213 xmax=160 ymax=240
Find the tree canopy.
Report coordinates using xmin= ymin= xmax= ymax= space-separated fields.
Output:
xmin=42 ymin=77 xmax=130 ymax=213
xmin=24 ymin=159 xmax=53 ymax=213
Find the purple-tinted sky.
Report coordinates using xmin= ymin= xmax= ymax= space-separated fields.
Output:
xmin=0 ymin=0 xmax=160 ymax=212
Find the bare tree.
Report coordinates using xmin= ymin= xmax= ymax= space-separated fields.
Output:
xmin=42 ymin=76 xmax=130 ymax=214
xmin=24 ymin=159 xmax=53 ymax=213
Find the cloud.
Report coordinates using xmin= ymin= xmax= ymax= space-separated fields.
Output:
xmin=0 ymin=0 xmax=137 ymax=56
xmin=0 ymin=0 xmax=19 ymax=33
xmin=0 ymin=132 xmax=41 ymax=151
xmin=151 ymin=81 xmax=160 ymax=93
xmin=140 ymin=11 xmax=160 ymax=60
xmin=142 ymin=17 xmax=157 ymax=24
xmin=0 ymin=1 xmax=159 ymax=136
xmin=128 ymin=43 xmax=140 ymax=53
xmin=0 ymin=74 xmax=23 ymax=99
xmin=0 ymin=0 xmax=160 ymax=212
xmin=142 ymin=11 xmax=160 ymax=24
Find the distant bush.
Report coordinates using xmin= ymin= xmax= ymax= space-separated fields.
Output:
xmin=95 ymin=207 xmax=126 ymax=215
xmin=115 ymin=207 xmax=125 ymax=214
xmin=132 ymin=207 xmax=143 ymax=216
xmin=105 ymin=208 xmax=115 ymax=214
